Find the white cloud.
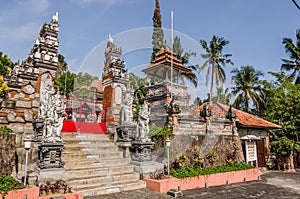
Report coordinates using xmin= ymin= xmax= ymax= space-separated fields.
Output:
xmin=0 ymin=22 xmax=40 ymax=41
xmin=0 ymin=0 xmax=50 ymax=42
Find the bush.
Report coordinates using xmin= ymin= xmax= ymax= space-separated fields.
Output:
xmin=149 ymin=125 xmax=173 ymax=149
xmin=170 ymin=161 xmax=254 ymax=179
xmin=0 ymin=175 xmax=24 ymax=199
xmin=0 ymin=126 xmax=13 ymax=133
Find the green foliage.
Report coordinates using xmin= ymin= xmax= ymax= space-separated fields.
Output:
xmin=206 ymin=151 xmax=217 ymax=165
xmin=129 ymin=73 xmax=148 ymax=102
xmin=172 ymin=146 xmax=204 ymax=169
xmin=205 ymin=86 xmax=231 ymax=104
xmin=75 ymin=72 xmax=99 ymax=87
xmin=0 ymin=175 xmax=24 ymax=199
xmin=260 ymin=72 xmax=300 ymax=169
xmin=0 ymin=52 xmax=15 ymax=76
xmin=173 ymin=36 xmax=196 ymax=65
xmin=151 ymin=0 xmax=164 ymax=60
xmin=173 ymin=36 xmax=198 ymax=87
xmin=149 ymin=125 xmax=173 ymax=150
xmin=170 ymin=162 xmax=254 ymax=179
xmin=262 ymin=72 xmax=300 ymax=142
xmin=231 ymin=65 xmax=264 ymax=112
xmin=269 ymin=131 xmax=299 ymax=170
xmin=0 ymin=126 xmax=13 ymax=133
xmin=54 ymin=70 xmax=76 ymax=97
xmin=281 ymin=29 xmax=300 ymax=84
xmin=0 ymin=76 xmax=8 ymax=98
xmin=150 ymin=125 xmax=173 ymax=144
xmin=199 ymin=35 xmax=233 ymax=102
xmin=56 ymin=54 xmax=68 ymax=78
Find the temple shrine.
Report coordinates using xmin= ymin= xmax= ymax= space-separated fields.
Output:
xmin=143 ymin=44 xmax=192 ymax=127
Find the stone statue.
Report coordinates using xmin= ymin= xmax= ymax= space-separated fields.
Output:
xmin=120 ymin=91 xmax=133 ymax=126
xmin=38 ymin=73 xmax=65 ymax=142
xmin=136 ymin=101 xmax=151 ymax=142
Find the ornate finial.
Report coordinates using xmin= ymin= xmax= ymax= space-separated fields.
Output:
xmin=52 ymin=11 xmax=58 ymax=22
xmin=108 ymin=34 xmax=114 ymax=43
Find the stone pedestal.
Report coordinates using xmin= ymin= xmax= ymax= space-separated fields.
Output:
xmin=33 ymin=119 xmax=44 ymax=142
xmin=117 ymin=141 xmax=131 ymax=158
xmin=117 ymin=125 xmax=135 ymax=142
xmin=130 ymin=141 xmax=163 ymax=178
xmin=37 ymin=142 xmax=65 ymax=173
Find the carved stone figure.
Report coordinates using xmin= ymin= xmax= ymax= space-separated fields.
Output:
xmin=120 ymin=91 xmax=133 ymax=126
xmin=38 ymin=74 xmax=65 ymax=142
xmin=136 ymin=101 xmax=151 ymax=142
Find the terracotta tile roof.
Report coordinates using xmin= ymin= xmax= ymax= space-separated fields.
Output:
xmin=199 ymin=102 xmax=281 ymax=129
xmin=143 ymin=46 xmax=192 ymax=76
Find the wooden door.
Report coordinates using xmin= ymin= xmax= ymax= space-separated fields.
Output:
xmin=256 ymin=139 xmax=266 ymax=167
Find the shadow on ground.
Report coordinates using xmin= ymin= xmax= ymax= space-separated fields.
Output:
xmin=85 ymin=172 xmax=300 ymax=199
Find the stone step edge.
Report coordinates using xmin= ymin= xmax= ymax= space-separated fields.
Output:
xmin=67 ymin=171 xmax=137 ymax=181
xmin=68 ymin=172 xmax=139 ymax=184
xmin=65 ymin=164 xmax=133 ymax=172
xmin=73 ymin=179 xmax=145 ymax=192
xmin=63 ymin=158 xmax=130 ymax=164
xmin=62 ymin=151 xmax=122 ymax=155
xmin=79 ymin=181 xmax=146 ymax=196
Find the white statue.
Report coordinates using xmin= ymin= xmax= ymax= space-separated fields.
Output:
xmin=38 ymin=74 xmax=65 ymax=142
xmin=136 ymin=101 xmax=151 ymax=142
xmin=120 ymin=91 xmax=133 ymax=126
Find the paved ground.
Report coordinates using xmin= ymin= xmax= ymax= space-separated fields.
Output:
xmin=85 ymin=171 xmax=300 ymax=199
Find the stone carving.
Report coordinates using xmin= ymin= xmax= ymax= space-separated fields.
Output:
xmin=165 ymin=97 xmax=181 ymax=115
xmin=136 ymin=101 xmax=151 ymax=142
xmin=23 ymin=84 xmax=35 ymax=95
xmin=38 ymin=73 xmax=65 ymax=143
xmin=120 ymin=89 xmax=134 ymax=126
xmin=226 ymin=105 xmax=238 ymax=135
xmin=117 ymin=86 xmax=134 ymax=142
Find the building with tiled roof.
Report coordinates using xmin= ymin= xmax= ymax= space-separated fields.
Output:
xmin=199 ymin=102 xmax=281 ymax=129
xmin=195 ymin=102 xmax=282 ymax=167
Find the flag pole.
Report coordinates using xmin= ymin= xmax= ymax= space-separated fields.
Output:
xmin=170 ymin=11 xmax=174 ymax=100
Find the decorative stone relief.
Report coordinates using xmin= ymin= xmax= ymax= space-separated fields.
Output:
xmin=136 ymin=101 xmax=151 ymax=142
xmin=23 ymin=84 xmax=35 ymax=95
xmin=37 ymin=73 xmax=66 ymax=143
xmin=115 ymin=86 xmax=122 ymax=105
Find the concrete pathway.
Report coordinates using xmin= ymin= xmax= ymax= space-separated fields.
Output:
xmin=85 ymin=171 xmax=300 ymax=199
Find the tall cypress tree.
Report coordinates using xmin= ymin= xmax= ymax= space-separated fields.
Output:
xmin=151 ymin=0 xmax=164 ymax=60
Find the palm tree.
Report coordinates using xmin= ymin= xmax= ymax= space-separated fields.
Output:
xmin=281 ymin=29 xmax=300 ymax=84
xmin=199 ymin=35 xmax=233 ymax=103
xmin=214 ymin=86 xmax=231 ymax=105
xmin=129 ymin=73 xmax=148 ymax=103
xmin=173 ymin=36 xmax=198 ymax=87
xmin=56 ymin=54 xmax=68 ymax=78
xmin=231 ymin=65 xmax=264 ymax=112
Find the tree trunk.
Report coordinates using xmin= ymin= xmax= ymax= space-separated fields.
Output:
xmin=210 ymin=64 xmax=215 ymax=104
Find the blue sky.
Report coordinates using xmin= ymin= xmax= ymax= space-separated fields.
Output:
xmin=0 ymin=0 xmax=299 ymax=98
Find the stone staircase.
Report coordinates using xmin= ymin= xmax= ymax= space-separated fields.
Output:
xmin=61 ymin=133 xmax=146 ymax=197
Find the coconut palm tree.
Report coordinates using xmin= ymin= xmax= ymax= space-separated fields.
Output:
xmin=281 ymin=29 xmax=300 ymax=84
xmin=231 ymin=65 xmax=264 ymax=112
xmin=199 ymin=35 xmax=233 ymax=103
xmin=173 ymin=36 xmax=198 ymax=87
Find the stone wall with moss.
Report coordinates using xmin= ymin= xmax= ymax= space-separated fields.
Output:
xmin=0 ymin=132 xmax=16 ymax=175
xmin=152 ymin=134 xmax=244 ymax=169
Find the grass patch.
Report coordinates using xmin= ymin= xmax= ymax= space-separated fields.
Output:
xmin=0 ymin=175 xmax=24 ymax=199
xmin=170 ymin=162 xmax=255 ymax=179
